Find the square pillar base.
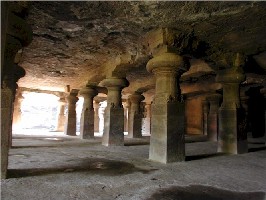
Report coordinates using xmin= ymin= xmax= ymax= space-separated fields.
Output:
xmin=64 ymin=113 xmax=77 ymax=136
xmin=149 ymin=101 xmax=185 ymax=163
xmin=1 ymin=88 xmax=13 ymax=179
xmin=80 ymin=109 xmax=94 ymax=139
xmin=218 ymin=107 xmax=248 ymax=154
xmin=102 ymin=107 xmax=124 ymax=146
xmin=128 ymin=114 xmax=143 ymax=138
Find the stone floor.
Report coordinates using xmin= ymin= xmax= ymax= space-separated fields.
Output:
xmin=1 ymin=131 xmax=266 ymax=200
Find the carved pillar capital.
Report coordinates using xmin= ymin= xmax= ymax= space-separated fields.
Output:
xmin=99 ymin=77 xmax=129 ymax=108
xmin=99 ymin=77 xmax=129 ymax=90
xmin=79 ymin=85 xmax=97 ymax=99
xmin=66 ymin=90 xmax=79 ymax=105
xmin=147 ymin=51 xmax=187 ymax=103
xmin=129 ymin=93 xmax=145 ymax=104
xmin=216 ymin=54 xmax=246 ymax=109
xmin=58 ymin=97 xmax=66 ymax=104
xmin=147 ymin=52 xmax=186 ymax=76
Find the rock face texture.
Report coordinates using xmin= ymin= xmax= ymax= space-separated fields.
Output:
xmin=17 ymin=1 xmax=266 ymax=94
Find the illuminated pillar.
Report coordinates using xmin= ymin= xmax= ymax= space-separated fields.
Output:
xmin=79 ymin=85 xmax=97 ymax=139
xmin=56 ymin=97 xmax=66 ymax=132
xmin=99 ymin=77 xmax=129 ymax=146
xmin=147 ymin=51 xmax=187 ymax=163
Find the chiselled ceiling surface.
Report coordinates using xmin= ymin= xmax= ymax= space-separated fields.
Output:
xmin=18 ymin=1 xmax=266 ymax=95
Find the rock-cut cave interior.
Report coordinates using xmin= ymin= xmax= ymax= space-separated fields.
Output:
xmin=1 ymin=1 xmax=266 ymax=200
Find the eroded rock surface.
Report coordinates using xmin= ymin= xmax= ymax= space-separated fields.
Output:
xmin=18 ymin=1 xmax=266 ymax=95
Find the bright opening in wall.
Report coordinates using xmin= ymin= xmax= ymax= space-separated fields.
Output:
xmin=14 ymin=91 xmax=107 ymax=136
xmin=18 ymin=92 xmax=59 ymax=134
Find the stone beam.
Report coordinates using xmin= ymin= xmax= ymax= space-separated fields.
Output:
xmin=104 ymin=53 xmax=136 ymax=78
xmin=20 ymin=87 xmax=66 ymax=98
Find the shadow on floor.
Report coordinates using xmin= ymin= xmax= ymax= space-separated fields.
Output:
xmin=185 ymin=153 xmax=226 ymax=161
xmin=124 ymin=141 xmax=150 ymax=146
xmin=7 ymin=158 xmax=158 ymax=178
xmin=146 ymin=185 xmax=265 ymax=200
xmin=248 ymin=146 xmax=266 ymax=152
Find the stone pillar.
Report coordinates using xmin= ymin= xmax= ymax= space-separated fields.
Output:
xmin=206 ymin=94 xmax=222 ymax=141
xmin=99 ymin=101 xmax=107 ymax=133
xmin=240 ymin=90 xmax=250 ymax=137
xmin=56 ymin=97 xmax=66 ymax=132
xmin=64 ymin=90 xmax=79 ymax=136
xmin=128 ymin=92 xmax=145 ymax=138
xmin=94 ymin=100 xmax=100 ymax=133
xmin=79 ymin=85 xmax=97 ymax=139
xmin=142 ymin=102 xmax=152 ymax=135
xmin=122 ymin=100 xmax=130 ymax=132
xmin=12 ymin=89 xmax=24 ymax=130
xmin=202 ymin=99 xmax=209 ymax=136
xmin=216 ymin=54 xmax=247 ymax=154
xmin=99 ymin=77 xmax=129 ymax=146
xmin=260 ymin=88 xmax=266 ymax=143
xmin=100 ymin=77 xmax=129 ymax=146
xmin=147 ymin=52 xmax=187 ymax=163
xmin=1 ymin=2 xmax=32 ymax=179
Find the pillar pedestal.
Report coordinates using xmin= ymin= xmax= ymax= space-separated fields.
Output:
xmin=99 ymin=77 xmax=129 ymax=146
xmin=79 ymin=85 xmax=97 ymax=139
xmin=128 ymin=93 xmax=145 ymax=138
xmin=147 ymin=51 xmax=187 ymax=163
xmin=216 ymin=54 xmax=247 ymax=154
xmin=56 ymin=97 xmax=66 ymax=132
xmin=64 ymin=90 xmax=79 ymax=136
xmin=206 ymin=94 xmax=222 ymax=141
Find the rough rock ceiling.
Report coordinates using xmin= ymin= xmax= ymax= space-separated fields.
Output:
xmin=18 ymin=1 xmax=266 ymax=94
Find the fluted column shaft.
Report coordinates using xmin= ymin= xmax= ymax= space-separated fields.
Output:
xmin=79 ymin=86 xmax=97 ymax=139
xmin=99 ymin=77 xmax=129 ymax=146
xmin=128 ymin=93 xmax=145 ymax=138
xmin=64 ymin=91 xmax=79 ymax=136
xmin=147 ymin=52 xmax=187 ymax=163
xmin=207 ymin=94 xmax=221 ymax=141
